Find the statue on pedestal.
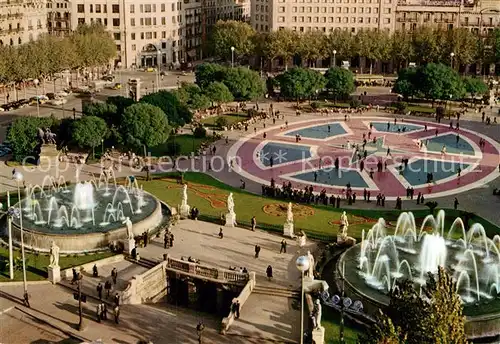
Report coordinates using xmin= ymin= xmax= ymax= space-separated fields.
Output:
xmin=182 ymin=184 xmax=188 ymax=206
xmin=306 ymin=250 xmax=315 ymax=279
xmin=286 ymin=202 xmax=293 ymax=224
xmin=227 ymin=193 xmax=235 ymax=214
xmin=123 ymin=217 xmax=134 ymax=240
xmin=313 ymin=299 xmax=322 ymax=329
xmin=179 ymin=184 xmax=191 ymax=218
xmin=37 ymin=127 xmax=57 ymax=145
xmin=225 ymin=193 xmax=237 ymax=226
xmin=283 ymin=202 xmax=295 ymax=238
xmin=49 ymin=241 xmax=60 ymax=267
xmin=337 ymin=211 xmax=357 ymax=246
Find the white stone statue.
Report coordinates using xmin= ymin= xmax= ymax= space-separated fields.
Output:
xmin=227 ymin=193 xmax=235 ymax=214
xmin=182 ymin=184 xmax=188 ymax=206
xmin=340 ymin=211 xmax=349 ymax=230
xmin=307 ymin=250 xmax=315 ymax=279
xmin=313 ymin=299 xmax=322 ymax=329
xmin=49 ymin=241 xmax=60 ymax=267
xmin=298 ymin=230 xmax=307 ymax=247
xmin=123 ymin=217 xmax=134 ymax=240
xmin=286 ymin=202 xmax=293 ymax=224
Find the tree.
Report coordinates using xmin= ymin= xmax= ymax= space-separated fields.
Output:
xmin=412 ymin=27 xmax=442 ymax=65
xmin=210 ymin=20 xmax=256 ymax=60
xmin=221 ymin=67 xmax=265 ymax=100
xmin=195 ymin=63 xmax=226 ymax=89
xmin=297 ymin=30 xmax=326 ymax=67
xmin=362 ymin=310 xmax=406 ymax=344
xmin=391 ymin=31 xmax=414 ymax=70
xmin=72 ymin=116 xmax=108 ymax=157
xmin=140 ymin=90 xmax=193 ymax=127
xmin=447 ymin=28 xmax=478 ymax=68
xmin=393 ymin=67 xmax=418 ymax=100
xmin=122 ymin=103 xmax=170 ymax=150
xmin=262 ymin=29 xmax=299 ymax=69
xmin=324 ymin=29 xmax=355 ymax=66
xmin=463 ymin=77 xmax=488 ymax=98
xmin=173 ymin=83 xmax=211 ymax=110
xmin=82 ymin=102 xmax=118 ymax=125
xmin=324 ymin=67 xmax=355 ymax=101
xmin=204 ymin=81 xmax=234 ymax=105
xmin=416 ymin=63 xmax=465 ymax=102
xmin=7 ymin=116 xmax=58 ymax=162
xmin=215 ymin=116 xmax=228 ymax=129
xmin=277 ymin=67 xmax=326 ymax=102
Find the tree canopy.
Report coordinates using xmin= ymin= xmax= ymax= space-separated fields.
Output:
xmin=221 ymin=67 xmax=265 ymax=100
xmin=204 ymin=81 xmax=234 ymax=105
xmin=210 ymin=20 xmax=256 ymax=61
xmin=324 ymin=67 xmax=356 ymax=100
xmin=122 ymin=103 xmax=171 ymax=149
xmin=277 ymin=67 xmax=326 ymax=101
xmin=72 ymin=116 xmax=109 ymax=151
xmin=140 ymin=90 xmax=193 ymax=127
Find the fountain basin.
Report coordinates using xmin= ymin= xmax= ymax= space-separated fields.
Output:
xmin=6 ymin=184 xmax=164 ymax=253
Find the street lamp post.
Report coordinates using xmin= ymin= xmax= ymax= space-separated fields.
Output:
xmin=157 ymin=51 xmax=162 ymax=91
xmin=77 ymin=274 xmax=84 ymax=330
xmin=13 ymin=171 xmax=29 ymax=307
xmin=333 ymin=50 xmax=337 ymax=67
xmin=0 ymin=191 xmax=19 ymax=280
xmin=177 ymin=76 xmax=180 ymax=90
xmin=33 ymin=79 xmax=40 ymax=117
xmin=101 ymin=139 xmax=104 ymax=156
xmin=450 ymin=52 xmax=455 ymax=69
xmin=296 ymin=256 xmax=310 ymax=344
xmin=339 ymin=262 xmax=346 ymax=344
xmin=116 ymin=62 xmax=123 ymax=97
xmin=231 ymin=46 xmax=235 ymax=68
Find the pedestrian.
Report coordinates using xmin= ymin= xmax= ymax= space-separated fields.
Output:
xmin=96 ymin=282 xmax=103 ymax=300
xmin=96 ymin=303 xmax=102 ymax=322
xmin=114 ymin=305 xmax=120 ymax=324
xmin=164 ymin=232 xmax=169 ymax=249
xmin=266 ymin=265 xmax=273 ymax=280
xmin=251 ymin=216 xmax=256 ymax=231
xmin=169 ymin=233 xmax=174 ymax=247
xmin=111 ymin=267 xmax=118 ymax=284
xmin=92 ymin=264 xmax=99 ymax=277
xmin=280 ymin=239 xmax=287 ymax=254
xmin=254 ymin=244 xmax=261 ymax=258
xmin=219 ymin=227 xmax=224 ymax=239
xmin=102 ymin=303 xmax=108 ymax=320
xmin=196 ymin=321 xmax=205 ymax=344
xmin=71 ymin=267 xmax=78 ymax=284
xmin=143 ymin=231 xmax=148 ymax=247
xmin=235 ymin=300 xmax=240 ymax=318
xmin=105 ymin=280 xmax=112 ymax=298
xmin=454 ymin=197 xmax=459 ymax=210
xmin=114 ymin=292 xmax=120 ymax=306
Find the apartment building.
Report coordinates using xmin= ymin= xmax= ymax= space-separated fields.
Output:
xmin=70 ymin=0 xmax=182 ymax=68
xmin=0 ymin=0 xmax=48 ymax=46
xmin=47 ymin=0 xmax=71 ymax=36
xmin=252 ymin=0 xmax=396 ymax=33
xmin=395 ymin=0 xmax=500 ymax=35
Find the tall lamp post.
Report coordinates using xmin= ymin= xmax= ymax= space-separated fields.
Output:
xmin=296 ymin=256 xmax=310 ymax=344
xmin=33 ymin=79 xmax=40 ymax=117
xmin=157 ymin=50 xmax=162 ymax=91
xmin=116 ymin=62 xmax=123 ymax=97
xmin=333 ymin=49 xmax=337 ymax=67
xmin=450 ymin=52 xmax=455 ymax=69
xmin=0 ymin=191 xmax=20 ymax=280
xmin=231 ymin=46 xmax=235 ymax=68
xmin=77 ymin=274 xmax=84 ymax=330
xmin=13 ymin=171 xmax=29 ymax=307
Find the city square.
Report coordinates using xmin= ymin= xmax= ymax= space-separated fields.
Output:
xmin=1 ymin=4 xmax=500 ymax=343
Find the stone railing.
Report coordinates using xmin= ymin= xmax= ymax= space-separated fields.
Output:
xmin=122 ymin=260 xmax=168 ymax=305
xmin=165 ymin=255 xmax=249 ymax=284
xmin=220 ymin=272 xmax=256 ymax=334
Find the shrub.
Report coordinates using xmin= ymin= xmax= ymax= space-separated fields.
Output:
xmin=395 ymin=101 xmax=408 ymax=114
xmin=215 ymin=116 xmax=228 ymax=128
xmin=166 ymin=141 xmax=181 ymax=156
xmin=349 ymin=99 xmax=361 ymax=108
xmin=193 ymin=126 xmax=207 ymax=138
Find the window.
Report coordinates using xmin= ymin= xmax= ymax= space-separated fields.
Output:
xmin=131 ymin=18 xmax=135 ymax=26
xmin=153 ymin=4 xmax=156 ymax=12
xmin=383 ymin=18 xmax=390 ymax=24
xmin=383 ymin=8 xmax=390 ymax=14
xmin=132 ymin=44 xmax=136 ymax=51
xmin=116 ymin=44 xmax=121 ymax=51
xmin=146 ymin=32 xmax=152 ymax=39
xmin=145 ymin=18 xmax=152 ymax=25
xmin=292 ymin=16 xmax=297 ymax=21
xmin=172 ymin=3 xmax=175 ymax=11
xmin=278 ymin=6 xmax=285 ymax=12
xmin=104 ymin=18 xmax=107 ymax=25
xmin=89 ymin=4 xmax=93 ymax=12
xmin=78 ymin=17 xmax=85 ymax=24
xmin=113 ymin=33 xmax=121 ymax=40
xmin=112 ymin=4 xmax=119 ymax=13
xmin=162 ymin=42 xmax=167 ymax=49
xmin=162 ymin=31 xmax=166 ymax=38
xmin=358 ymin=17 xmax=363 ymax=23
xmin=131 ymin=33 xmax=136 ymax=40
xmin=130 ymin=4 xmax=135 ymax=13
xmin=153 ymin=17 xmax=156 ymax=25
xmin=153 ymin=32 xmax=157 ymax=38
xmin=113 ymin=18 xmax=120 ymax=26
xmin=278 ymin=16 xmax=284 ymax=22
xmin=140 ymin=18 xmax=144 ymax=25
xmin=292 ymin=6 xmax=297 ymax=12
xmin=161 ymin=3 xmax=165 ymax=11
xmin=104 ymin=4 xmax=107 ymax=13
xmin=162 ymin=17 xmax=166 ymax=24
xmin=96 ymin=4 xmax=101 ymax=12
xmin=141 ymin=32 xmax=145 ymax=39
xmin=145 ymin=4 xmax=152 ymax=12
xmin=77 ymin=4 xmax=84 ymax=12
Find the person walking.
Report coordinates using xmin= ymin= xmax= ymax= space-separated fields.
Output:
xmin=92 ymin=264 xmax=99 ymax=277
xmin=114 ymin=292 xmax=120 ymax=307
xmin=111 ymin=267 xmax=118 ymax=285
xmin=235 ymin=300 xmax=240 ymax=318
xmin=169 ymin=233 xmax=174 ymax=247
xmin=454 ymin=197 xmax=459 ymax=210
xmin=280 ymin=240 xmax=287 ymax=254
xmin=114 ymin=305 xmax=120 ymax=324
xmin=196 ymin=321 xmax=205 ymax=344
xmin=266 ymin=265 xmax=273 ymax=281
xmin=102 ymin=303 xmax=108 ymax=320
xmin=96 ymin=282 xmax=103 ymax=300
xmin=251 ymin=216 xmax=256 ymax=231
xmin=96 ymin=303 xmax=102 ymax=323
xmin=254 ymin=244 xmax=261 ymax=258
xmin=164 ymin=232 xmax=169 ymax=249
xmin=219 ymin=227 xmax=224 ymax=239
xmin=105 ymin=280 xmax=112 ymax=298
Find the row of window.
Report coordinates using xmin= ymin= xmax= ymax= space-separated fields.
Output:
xmin=129 ymin=3 xmax=182 ymax=13
xmin=130 ymin=30 xmax=179 ymax=41
xmin=77 ymin=17 xmax=119 ymax=26
xmin=131 ymin=41 xmax=180 ymax=51
xmin=46 ymin=2 xmax=68 ymax=9
xmin=77 ymin=4 xmax=119 ymax=13
xmin=283 ymin=0 xmax=390 ymax=3
xmin=129 ymin=16 xmax=181 ymax=26
xmin=270 ymin=6 xmax=383 ymax=14
xmin=285 ymin=15 xmax=382 ymax=23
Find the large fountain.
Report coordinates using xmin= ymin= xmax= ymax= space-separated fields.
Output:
xmin=7 ymin=173 xmax=163 ymax=253
xmin=339 ymin=210 xmax=500 ymax=339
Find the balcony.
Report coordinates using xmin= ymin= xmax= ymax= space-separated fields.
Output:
xmin=397 ymin=0 xmax=461 ymax=6
xmin=0 ymin=0 xmax=23 ymax=7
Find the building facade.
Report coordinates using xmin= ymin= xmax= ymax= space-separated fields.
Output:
xmin=47 ymin=0 xmax=71 ymax=36
xmin=0 ymin=0 xmax=48 ymax=46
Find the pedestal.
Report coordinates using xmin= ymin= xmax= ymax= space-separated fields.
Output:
xmin=298 ymin=235 xmax=306 ymax=248
xmin=225 ymin=212 xmax=236 ymax=227
xmin=283 ymin=222 xmax=295 ymax=238
xmin=48 ymin=265 xmax=61 ymax=284
xmin=179 ymin=203 xmax=190 ymax=219
xmin=311 ymin=326 xmax=325 ymax=344
xmin=38 ymin=144 xmax=60 ymax=170
xmin=123 ymin=238 xmax=135 ymax=255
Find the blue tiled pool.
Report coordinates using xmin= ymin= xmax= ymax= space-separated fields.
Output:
xmin=291 ymin=168 xmax=368 ymax=188
xmin=259 ymin=142 xmax=311 ymax=167
xmin=371 ymin=122 xmax=424 ymax=133
xmin=285 ymin=123 xmax=346 ymax=139
xmin=400 ymin=159 xmax=470 ymax=186
xmin=424 ymin=134 xmax=476 ymax=156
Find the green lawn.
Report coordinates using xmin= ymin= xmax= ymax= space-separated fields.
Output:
xmin=323 ymin=307 xmax=364 ymax=344
xmin=0 ymin=247 xmax=115 ymax=282
xmin=145 ymin=172 xmax=500 ymax=241
xmin=149 ymin=134 xmax=216 ymax=157
xmin=201 ymin=113 xmax=249 ymax=128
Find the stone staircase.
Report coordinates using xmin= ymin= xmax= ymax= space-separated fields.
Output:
xmin=252 ymin=285 xmax=300 ymax=299
xmin=125 ymin=256 xmax=161 ymax=270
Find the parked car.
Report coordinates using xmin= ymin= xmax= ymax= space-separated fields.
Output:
xmin=46 ymin=92 xmax=56 ymax=100
xmin=102 ymin=75 xmax=115 ymax=82
xmin=57 ymin=90 xmax=70 ymax=97
xmin=50 ymin=98 xmax=67 ymax=105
